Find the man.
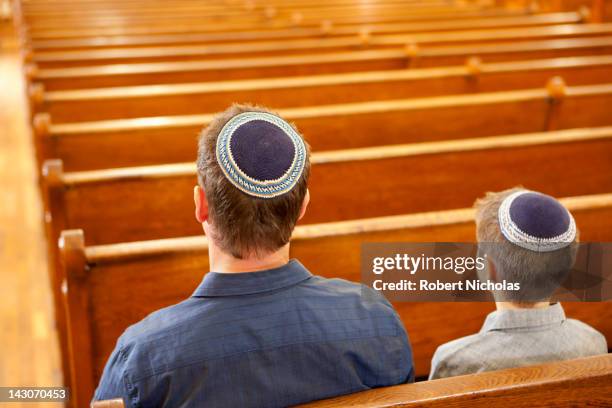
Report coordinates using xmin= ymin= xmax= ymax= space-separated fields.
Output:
xmin=429 ymin=188 xmax=607 ymax=380
xmin=94 ymin=104 xmax=413 ymax=407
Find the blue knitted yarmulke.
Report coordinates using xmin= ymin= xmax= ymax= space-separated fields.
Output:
xmin=498 ymin=190 xmax=576 ymax=252
xmin=215 ymin=112 xmax=306 ymax=199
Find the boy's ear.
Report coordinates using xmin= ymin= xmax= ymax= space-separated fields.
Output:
xmin=297 ymin=189 xmax=310 ymax=221
xmin=194 ymin=185 xmax=209 ymax=224
xmin=487 ymin=258 xmax=498 ymax=283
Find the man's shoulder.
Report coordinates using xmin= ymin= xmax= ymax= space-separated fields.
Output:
xmin=305 ymin=275 xmax=396 ymax=314
xmin=118 ymin=298 xmax=198 ymax=354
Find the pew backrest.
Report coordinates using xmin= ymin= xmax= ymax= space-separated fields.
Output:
xmin=42 ymin=126 xmax=612 ymax=245
xmin=30 ymin=23 xmax=612 ymax=68
xmin=297 ymin=354 xmax=612 ymax=408
xmin=28 ymin=12 xmax=585 ymax=51
xmin=29 ymin=55 xmax=612 ymax=122
xmin=28 ymin=36 xmax=612 ymax=88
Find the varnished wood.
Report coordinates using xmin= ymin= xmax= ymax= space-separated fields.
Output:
xmin=31 ymin=55 xmax=612 ymax=121
xmin=37 ymin=82 xmax=612 ymax=170
xmin=59 ymin=230 xmax=95 ymax=408
xmin=0 ymin=18 xmax=61 ymax=406
xmin=30 ymin=36 xmax=612 ymax=89
xmin=91 ymin=399 xmax=124 ymax=408
xmin=42 ymin=127 xmax=612 ymax=245
xmin=58 ymin=193 xmax=612 ymax=404
xmin=297 ymin=354 xmax=612 ymax=408
xmin=22 ymin=4 xmax=483 ymax=33
xmin=29 ymin=23 xmax=612 ymax=68
xmin=24 ymin=7 xmax=514 ymax=39
xmin=28 ymin=12 xmax=584 ymax=51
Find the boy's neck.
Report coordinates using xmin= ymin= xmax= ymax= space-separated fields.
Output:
xmin=495 ymin=301 xmax=552 ymax=311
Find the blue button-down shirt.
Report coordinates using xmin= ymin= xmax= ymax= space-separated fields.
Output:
xmin=94 ymin=260 xmax=413 ymax=407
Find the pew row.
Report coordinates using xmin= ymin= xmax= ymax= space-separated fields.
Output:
xmin=21 ymin=0 xmax=446 ymax=14
xmin=28 ymin=23 xmax=612 ymax=68
xmin=21 ymin=0 xmax=456 ymax=20
xmin=297 ymin=354 xmax=612 ymax=407
xmin=35 ymin=81 xmax=612 ymax=169
xmin=19 ymin=4 xmax=490 ymax=35
xmin=43 ymin=126 xmax=612 ymax=246
xmin=28 ymin=12 xmax=586 ymax=51
xmin=30 ymin=55 xmax=612 ymax=121
xmin=27 ymin=37 xmax=612 ymax=89
xmin=21 ymin=6 xmax=512 ymax=39
xmin=19 ymin=1 xmax=450 ymax=23
xmin=57 ymin=193 xmax=612 ymax=406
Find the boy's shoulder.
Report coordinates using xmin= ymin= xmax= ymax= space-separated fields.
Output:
xmin=564 ymin=318 xmax=608 ymax=352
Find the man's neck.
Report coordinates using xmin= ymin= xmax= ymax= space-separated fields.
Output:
xmin=495 ymin=301 xmax=551 ymax=311
xmin=208 ymin=241 xmax=291 ymax=273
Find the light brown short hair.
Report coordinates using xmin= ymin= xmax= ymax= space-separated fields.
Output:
xmin=474 ymin=187 xmax=579 ymax=302
xmin=197 ymin=104 xmax=311 ymax=259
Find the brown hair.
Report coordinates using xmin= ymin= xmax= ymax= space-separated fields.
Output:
xmin=196 ymin=104 xmax=311 ymax=259
xmin=474 ymin=187 xmax=579 ymax=302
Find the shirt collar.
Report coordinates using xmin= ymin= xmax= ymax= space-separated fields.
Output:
xmin=192 ymin=259 xmax=312 ymax=297
xmin=481 ymin=303 xmax=566 ymax=332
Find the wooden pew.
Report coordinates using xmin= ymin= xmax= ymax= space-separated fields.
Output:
xmin=21 ymin=0 xmax=436 ymax=13
xmin=297 ymin=354 xmax=612 ymax=407
xmin=42 ymin=127 xmax=612 ymax=246
xmin=28 ymin=23 xmax=612 ymax=68
xmin=29 ymin=55 xmax=612 ymax=121
xmin=21 ymin=1 xmax=451 ymax=19
xmin=20 ymin=2 xmax=443 ymax=22
xmin=22 ymin=12 xmax=548 ymax=50
xmin=21 ymin=3 xmax=475 ymax=31
xmin=27 ymin=12 xmax=585 ymax=51
xmin=34 ymin=81 xmax=612 ymax=169
xmin=27 ymin=37 xmax=612 ymax=88
xmin=57 ymin=193 xmax=612 ymax=406
xmin=24 ymin=9 xmax=529 ymax=40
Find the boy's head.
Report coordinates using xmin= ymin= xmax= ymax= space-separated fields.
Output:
xmin=474 ymin=188 xmax=579 ymax=303
xmin=195 ymin=104 xmax=311 ymax=259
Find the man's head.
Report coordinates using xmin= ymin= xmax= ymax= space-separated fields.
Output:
xmin=474 ymin=188 xmax=579 ymax=303
xmin=195 ymin=104 xmax=311 ymax=259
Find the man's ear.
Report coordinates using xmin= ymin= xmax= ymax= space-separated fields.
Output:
xmin=297 ymin=189 xmax=310 ymax=221
xmin=194 ymin=185 xmax=209 ymax=224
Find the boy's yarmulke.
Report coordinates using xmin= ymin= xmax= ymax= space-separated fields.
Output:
xmin=216 ymin=112 xmax=306 ymax=199
xmin=498 ymin=190 xmax=576 ymax=252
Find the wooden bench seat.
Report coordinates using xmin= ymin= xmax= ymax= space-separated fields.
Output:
xmin=43 ymin=127 xmax=612 ymax=246
xmin=30 ymin=55 xmax=612 ymax=121
xmin=35 ymin=82 xmax=612 ymax=169
xmin=27 ymin=37 xmax=612 ymax=89
xmin=28 ymin=23 xmax=612 ymax=68
xmin=57 ymin=193 xmax=612 ymax=406
xmin=28 ymin=12 xmax=585 ymax=51
xmin=297 ymin=354 xmax=612 ymax=407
